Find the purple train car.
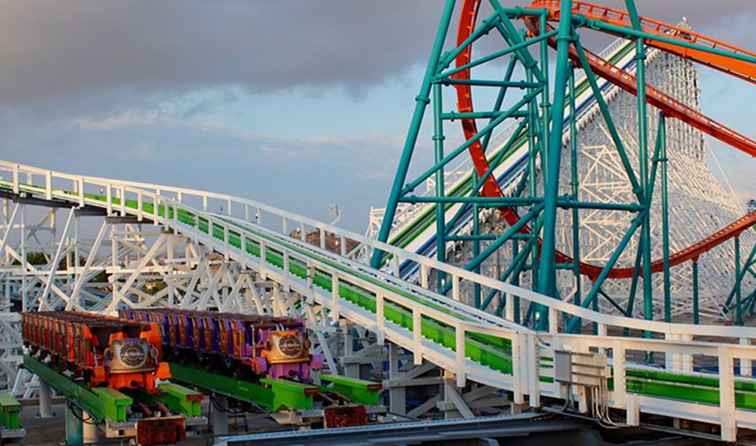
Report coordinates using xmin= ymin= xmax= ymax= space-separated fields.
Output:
xmin=119 ymin=308 xmax=322 ymax=381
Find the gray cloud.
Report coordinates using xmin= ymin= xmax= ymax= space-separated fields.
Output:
xmin=0 ymin=1 xmax=442 ymax=105
xmin=1 ymin=1 xmax=752 ymax=108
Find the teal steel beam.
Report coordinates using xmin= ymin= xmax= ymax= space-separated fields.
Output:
xmin=598 ymin=289 xmax=631 ymax=317
xmin=692 ymin=259 xmax=700 ymax=324
xmin=657 ymin=113 xmax=671 ymax=322
xmin=725 ymin=240 xmax=756 ymax=312
xmin=481 ymin=57 xmax=519 ymax=153
xmin=567 ymin=217 xmax=643 ymax=332
xmin=433 ymin=83 xmax=447 ymax=291
xmin=481 ymin=237 xmax=536 ymax=311
xmin=569 ymin=64 xmax=582 ymax=326
xmin=402 ymin=196 xmax=538 ymax=206
xmin=437 ymin=13 xmax=502 ymax=68
xmin=472 ymin=171 xmax=482 ymax=308
xmin=558 ymin=198 xmax=643 ymax=212
xmin=489 ymin=0 xmax=547 ymax=82
xmin=438 ymin=30 xmax=556 ymax=79
xmin=463 ymin=204 xmax=543 ymax=273
xmin=575 ymin=17 xmax=756 ymax=66
xmin=471 ymin=120 xmax=529 ymax=190
xmin=371 ymin=0 xmax=456 ymax=268
xmin=735 ymin=236 xmax=743 ymax=325
xmin=573 ymin=37 xmax=642 ymax=200
xmin=440 ymin=110 xmax=529 ymax=120
xmin=439 ymin=79 xmax=542 ymax=89
xmin=537 ymin=0 xmax=573 ymax=304
xmin=448 ymin=233 xmax=531 ymax=242
xmin=625 ymin=242 xmax=643 ymax=320
xmin=625 ymin=0 xmax=654 ymax=325
xmin=401 ymin=90 xmax=540 ymax=194
xmin=538 ymin=12 xmax=551 ymax=195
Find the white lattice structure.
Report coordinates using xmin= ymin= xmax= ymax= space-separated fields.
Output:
xmin=369 ymin=36 xmax=754 ymax=323
xmin=552 ymin=47 xmax=754 ymax=321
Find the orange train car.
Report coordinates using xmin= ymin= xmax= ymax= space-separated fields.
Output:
xmin=22 ymin=311 xmax=170 ymax=394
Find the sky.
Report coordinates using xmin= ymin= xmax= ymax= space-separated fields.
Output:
xmin=0 ymin=1 xmax=753 ymax=231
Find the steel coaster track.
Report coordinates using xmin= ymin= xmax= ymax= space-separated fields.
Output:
xmin=454 ymin=0 xmax=756 ymax=281
xmin=2 ymin=161 xmax=756 ymax=439
xmin=530 ymin=0 xmax=756 ymax=84
xmin=387 ymin=33 xmax=639 ymax=277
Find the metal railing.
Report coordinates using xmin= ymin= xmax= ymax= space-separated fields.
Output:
xmin=1 ymin=160 xmax=755 ymax=440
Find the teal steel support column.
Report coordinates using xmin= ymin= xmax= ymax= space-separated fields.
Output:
xmin=625 ymin=246 xmax=643 ymax=320
xmin=567 ymin=217 xmax=643 ymax=332
xmin=626 ymin=0 xmax=653 ymax=323
xmin=472 ymin=173 xmax=482 ymax=308
xmin=512 ymin=240 xmax=522 ymax=323
xmin=735 ymin=236 xmax=743 ymax=325
xmin=658 ymin=113 xmax=671 ymax=322
xmin=432 ymin=83 xmax=447 ymax=292
xmin=692 ymin=259 xmax=700 ymax=325
xmin=539 ymin=12 xmax=551 ymax=178
xmin=537 ymin=0 xmax=573 ymax=305
xmin=569 ymin=64 xmax=581 ymax=322
xmin=371 ymin=0 xmax=456 ymax=268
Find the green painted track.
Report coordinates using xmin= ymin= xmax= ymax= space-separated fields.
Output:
xmin=3 ymin=172 xmax=756 ymax=412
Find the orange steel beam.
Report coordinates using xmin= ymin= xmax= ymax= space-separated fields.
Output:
xmin=530 ymin=0 xmax=756 ymax=84
xmin=520 ymin=17 xmax=756 ymax=158
xmin=454 ymin=0 xmax=756 ymax=280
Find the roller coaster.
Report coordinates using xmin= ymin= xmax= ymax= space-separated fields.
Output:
xmin=0 ymin=0 xmax=754 ymax=445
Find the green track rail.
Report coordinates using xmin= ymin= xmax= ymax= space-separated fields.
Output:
xmin=0 ymin=393 xmax=21 ymax=430
xmin=5 ymin=159 xmax=756 ymax=413
xmin=23 ymin=356 xmax=131 ymax=423
xmin=23 ymin=355 xmax=204 ymax=422
xmin=320 ymin=374 xmax=383 ymax=406
xmin=168 ymin=362 xmax=318 ymax=411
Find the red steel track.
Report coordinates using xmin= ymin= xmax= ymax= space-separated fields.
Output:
xmin=530 ymin=0 xmax=756 ymax=84
xmin=454 ymin=0 xmax=756 ymax=279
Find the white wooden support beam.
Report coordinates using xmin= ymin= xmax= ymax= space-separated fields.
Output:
xmin=68 ymin=221 xmax=108 ymax=310
xmin=106 ymin=184 xmax=112 ymax=215
xmin=452 ymin=275 xmax=460 ymax=301
xmin=376 ymin=293 xmax=385 ymax=345
xmin=282 ymin=251 xmax=290 ymax=292
xmin=45 ymin=171 xmax=52 ymax=200
xmin=11 ymin=164 xmax=19 ymax=194
xmin=39 ymin=208 xmax=74 ymax=310
xmin=455 ymin=325 xmax=466 ymax=387
xmin=549 ymin=307 xmax=558 ymax=335
xmin=412 ymin=308 xmax=422 ymax=365
xmin=741 ymin=338 xmax=752 ymax=377
xmin=78 ymin=177 xmax=84 ymax=206
xmin=331 ymin=274 xmax=340 ymax=321
xmin=223 ymin=225 xmax=229 ymax=260
xmin=505 ymin=291 xmax=514 ymax=322
xmin=718 ymin=345 xmax=736 ymax=442
xmin=420 ymin=263 xmax=430 ymax=289
xmin=258 ymin=240 xmax=267 ymax=279
xmin=613 ymin=343 xmax=627 ymax=408
xmin=511 ymin=333 xmax=524 ymax=405
xmin=527 ymin=334 xmax=540 ymax=407
xmin=626 ymin=394 xmax=639 ymax=426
